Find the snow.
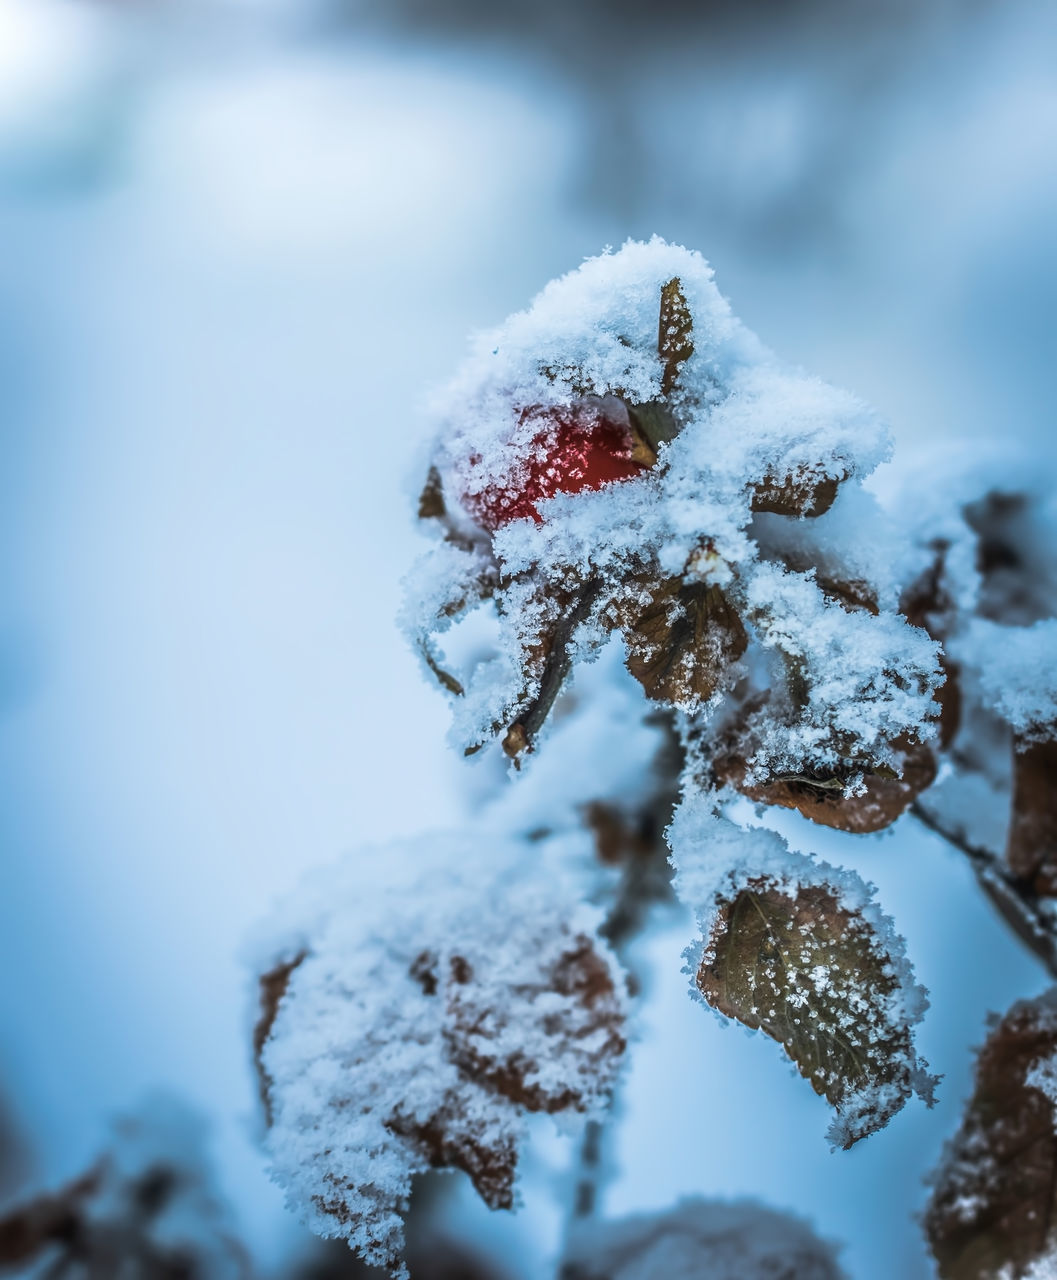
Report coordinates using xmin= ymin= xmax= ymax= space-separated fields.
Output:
xmin=738 ymin=561 xmax=939 ymax=779
xmin=959 ymin=617 xmax=1057 ymax=741
xmin=254 ymin=833 xmax=627 ymax=1275
xmin=410 ymin=238 xmax=940 ymax=767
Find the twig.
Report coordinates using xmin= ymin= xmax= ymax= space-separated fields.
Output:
xmin=911 ymin=802 xmax=1057 ymax=980
xmin=504 ymin=578 xmax=605 ymax=758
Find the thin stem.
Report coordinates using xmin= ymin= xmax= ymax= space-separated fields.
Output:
xmin=572 ymin=1120 xmax=604 ymax=1221
xmin=911 ymin=802 xmax=1057 ymax=980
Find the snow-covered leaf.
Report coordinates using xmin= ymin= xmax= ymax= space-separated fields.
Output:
xmin=252 ymin=835 xmax=627 ymax=1278
xmin=925 ymin=991 xmax=1057 ymax=1280
xmin=621 ymin=573 xmax=747 ymax=707
xmin=750 ymin=465 xmax=844 ymax=519
xmin=672 ymin=806 xmax=935 ymax=1147
xmin=715 ymin=731 xmax=937 ymax=834
xmin=696 ymin=875 xmax=934 ymax=1146
xmin=657 ymin=275 xmax=693 ymax=398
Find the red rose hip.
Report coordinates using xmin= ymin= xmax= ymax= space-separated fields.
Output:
xmin=463 ymin=407 xmax=651 ymax=532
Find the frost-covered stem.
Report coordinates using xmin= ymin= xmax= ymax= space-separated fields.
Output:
xmin=911 ymin=802 xmax=1057 ymax=979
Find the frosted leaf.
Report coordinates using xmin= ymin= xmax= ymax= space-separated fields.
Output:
xmin=925 ymin=991 xmax=1057 ymax=1280
xmin=559 ymin=1197 xmax=847 ymax=1280
xmin=657 ymin=276 xmax=694 ymax=397
xmin=671 ymin=802 xmax=936 ymax=1147
xmin=399 ymin=539 xmax=498 ymax=701
xmin=888 ymin=451 xmax=1057 ymax=628
xmin=472 ymin=639 xmax=673 ymax=850
xmin=0 ymin=1097 xmax=248 ymax=1278
xmin=619 ymin=572 xmax=748 ymax=706
xmin=251 ymin=835 xmax=627 ymax=1278
xmin=750 ymin=467 xmax=843 ymax=519
xmin=713 ymin=730 xmax=937 ymax=835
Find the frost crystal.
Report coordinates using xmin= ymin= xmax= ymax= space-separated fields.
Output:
xmin=251 ymin=834 xmax=627 ymax=1277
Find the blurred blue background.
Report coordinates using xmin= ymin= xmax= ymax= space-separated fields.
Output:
xmin=0 ymin=1 xmax=1055 ymax=1275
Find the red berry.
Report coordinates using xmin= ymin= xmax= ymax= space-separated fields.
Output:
xmin=463 ymin=408 xmax=647 ymax=532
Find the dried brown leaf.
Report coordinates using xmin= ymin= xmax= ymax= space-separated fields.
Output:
xmin=624 ymin=399 xmax=682 ymax=454
xmin=386 ymin=1112 xmax=518 ymax=1212
xmin=924 ymin=991 xmax=1057 ymax=1279
xmin=623 ymin=575 xmax=748 ymax=707
xmin=900 ymin=539 xmax=954 ymax=637
xmin=418 ymin=639 xmax=466 ymax=698
xmin=815 ymin=575 xmax=879 ymax=615
xmin=0 ymin=1170 xmax=99 ymax=1268
xmin=254 ymin=953 xmax=306 ymax=1123
xmin=751 ymin=469 xmax=844 ymax=519
xmin=658 ymin=277 xmax=694 ymax=397
xmin=716 ymin=734 xmax=937 ymax=834
xmin=502 ymin=577 xmax=605 ymax=758
xmin=378 ymin=932 xmax=625 ymax=1212
xmin=0 ymin=1114 xmax=249 ymax=1278
xmin=258 ymin=894 xmax=627 ymax=1264
xmin=898 ymin=543 xmax=962 ymax=749
xmin=697 ymin=877 xmax=934 ymax=1146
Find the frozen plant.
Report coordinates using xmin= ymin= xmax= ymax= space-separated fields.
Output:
xmin=253 ymin=239 xmax=1057 ymax=1279
xmin=0 ymin=1097 xmax=250 ymax=1279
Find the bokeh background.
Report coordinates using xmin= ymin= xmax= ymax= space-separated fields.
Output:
xmin=1 ymin=1 xmax=1055 ymax=1275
